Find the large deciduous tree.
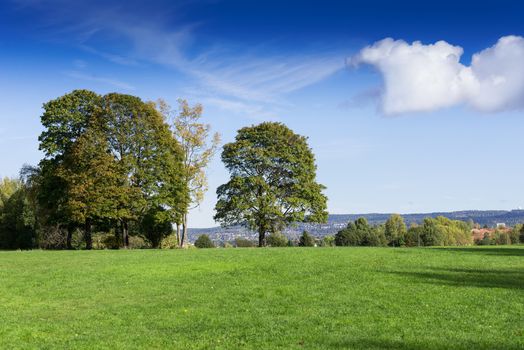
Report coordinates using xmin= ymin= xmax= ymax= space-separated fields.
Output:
xmin=96 ymin=93 xmax=187 ymax=248
xmin=214 ymin=122 xmax=328 ymax=247
xmin=157 ymin=99 xmax=219 ymax=247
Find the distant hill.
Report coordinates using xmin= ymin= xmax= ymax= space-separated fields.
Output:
xmin=188 ymin=209 xmax=524 ymax=243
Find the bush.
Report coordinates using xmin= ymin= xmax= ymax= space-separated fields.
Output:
xmin=129 ymin=235 xmax=150 ymax=249
xmin=266 ymin=232 xmax=288 ymax=247
xmin=194 ymin=234 xmax=215 ymax=248
xmin=160 ymin=234 xmax=179 ymax=249
xmin=299 ymin=231 xmax=315 ymax=247
xmin=319 ymin=235 xmax=335 ymax=247
xmin=235 ymin=237 xmax=256 ymax=247
xmin=100 ymin=233 xmax=120 ymax=249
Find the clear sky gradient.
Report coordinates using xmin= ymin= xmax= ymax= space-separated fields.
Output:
xmin=1 ymin=0 xmax=524 ymax=227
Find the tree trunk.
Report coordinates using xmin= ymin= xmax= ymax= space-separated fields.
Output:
xmin=122 ymin=220 xmax=129 ymax=248
xmin=258 ymin=228 xmax=266 ymax=247
xmin=66 ymin=225 xmax=73 ymax=250
xmin=180 ymin=213 xmax=188 ymax=248
xmin=84 ymin=219 xmax=92 ymax=250
xmin=176 ymin=223 xmax=181 ymax=247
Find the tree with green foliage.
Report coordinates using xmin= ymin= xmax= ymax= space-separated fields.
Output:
xmin=194 ymin=234 xmax=215 ymax=248
xmin=140 ymin=207 xmax=173 ymax=248
xmin=385 ymin=214 xmax=407 ymax=246
xmin=37 ymin=90 xmax=187 ymax=249
xmin=335 ymin=217 xmax=386 ymax=246
xmin=157 ymin=99 xmax=220 ymax=248
xmin=520 ymin=225 xmax=524 ymax=243
xmin=418 ymin=217 xmax=472 ymax=246
xmin=102 ymin=93 xmax=186 ymax=248
xmin=214 ymin=122 xmax=328 ymax=247
xmin=38 ymin=90 xmax=102 ymax=247
xmin=57 ymin=126 xmax=122 ymax=249
xmin=0 ymin=177 xmax=36 ymax=249
xmin=299 ymin=231 xmax=315 ymax=247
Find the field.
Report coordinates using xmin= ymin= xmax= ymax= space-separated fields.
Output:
xmin=0 ymin=247 xmax=522 ymax=349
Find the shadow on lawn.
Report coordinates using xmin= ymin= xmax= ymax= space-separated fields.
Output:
xmin=432 ymin=247 xmax=524 ymax=257
xmin=323 ymin=338 xmax=522 ymax=350
xmin=387 ymin=267 xmax=523 ymax=290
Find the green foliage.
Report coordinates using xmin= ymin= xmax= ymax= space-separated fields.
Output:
xmin=0 ymin=184 xmax=36 ymax=249
xmin=139 ymin=207 xmax=173 ymax=248
xmin=235 ymin=237 xmax=256 ymax=247
xmin=385 ymin=214 xmax=407 ymax=246
xmin=299 ymin=231 xmax=315 ymax=247
xmin=160 ymin=234 xmax=179 ymax=249
xmin=194 ymin=234 xmax=215 ymax=248
xmin=520 ymin=225 xmax=524 ymax=243
xmin=266 ymin=232 xmax=288 ymax=247
xmin=214 ymin=122 xmax=328 ymax=247
xmin=319 ymin=235 xmax=335 ymax=247
xmin=335 ymin=217 xmax=386 ymax=246
xmin=417 ymin=217 xmax=472 ymax=246
xmin=34 ymin=90 xmax=188 ymax=249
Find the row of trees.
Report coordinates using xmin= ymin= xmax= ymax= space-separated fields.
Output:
xmin=335 ymin=215 xmax=473 ymax=247
xmin=1 ymin=91 xmax=329 ymax=249
xmin=0 ymin=90 xmax=219 ymax=249
xmin=335 ymin=215 xmax=524 ymax=247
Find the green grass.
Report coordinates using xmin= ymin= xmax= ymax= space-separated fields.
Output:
xmin=0 ymin=247 xmax=522 ymax=349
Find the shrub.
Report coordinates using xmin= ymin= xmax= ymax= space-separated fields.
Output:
xmin=128 ymin=235 xmax=150 ymax=249
xmin=319 ymin=235 xmax=335 ymax=247
xmin=194 ymin=234 xmax=215 ymax=248
xmin=299 ymin=231 xmax=315 ymax=247
xmin=160 ymin=234 xmax=179 ymax=249
xmin=266 ymin=232 xmax=288 ymax=247
xmin=235 ymin=237 xmax=256 ymax=247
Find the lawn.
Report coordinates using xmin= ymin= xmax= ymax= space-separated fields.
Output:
xmin=0 ymin=247 xmax=522 ymax=349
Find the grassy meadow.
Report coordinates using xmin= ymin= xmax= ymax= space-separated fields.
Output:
xmin=0 ymin=246 xmax=522 ymax=349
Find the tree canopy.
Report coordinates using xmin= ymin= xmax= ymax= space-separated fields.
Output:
xmin=214 ymin=122 xmax=328 ymax=247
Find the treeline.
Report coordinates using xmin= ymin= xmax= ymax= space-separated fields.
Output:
xmin=0 ymin=90 xmax=218 ymax=250
xmin=196 ymin=214 xmax=524 ymax=248
xmin=334 ymin=215 xmax=523 ymax=247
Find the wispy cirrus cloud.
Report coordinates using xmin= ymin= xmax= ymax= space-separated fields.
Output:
xmin=64 ymin=70 xmax=135 ymax=90
xmin=9 ymin=0 xmax=344 ymax=117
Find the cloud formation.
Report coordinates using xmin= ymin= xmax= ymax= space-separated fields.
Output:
xmin=352 ymin=36 xmax=524 ymax=114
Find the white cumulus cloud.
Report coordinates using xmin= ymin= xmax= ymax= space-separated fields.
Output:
xmin=352 ymin=35 xmax=524 ymax=115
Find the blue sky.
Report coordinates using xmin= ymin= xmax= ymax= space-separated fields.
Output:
xmin=1 ymin=0 xmax=524 ymax=227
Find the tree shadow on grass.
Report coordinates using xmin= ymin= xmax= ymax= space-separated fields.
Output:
xmin=432 ymin=247 xmax=524 ymax=257
xmin=323 ymin=337 xmax=522 ymax=350
xmin=386 ymin=267 xmax=523 ymax=290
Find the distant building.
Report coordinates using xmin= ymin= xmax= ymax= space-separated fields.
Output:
xmin=496 ymin=223 xmax=506 ymax=229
